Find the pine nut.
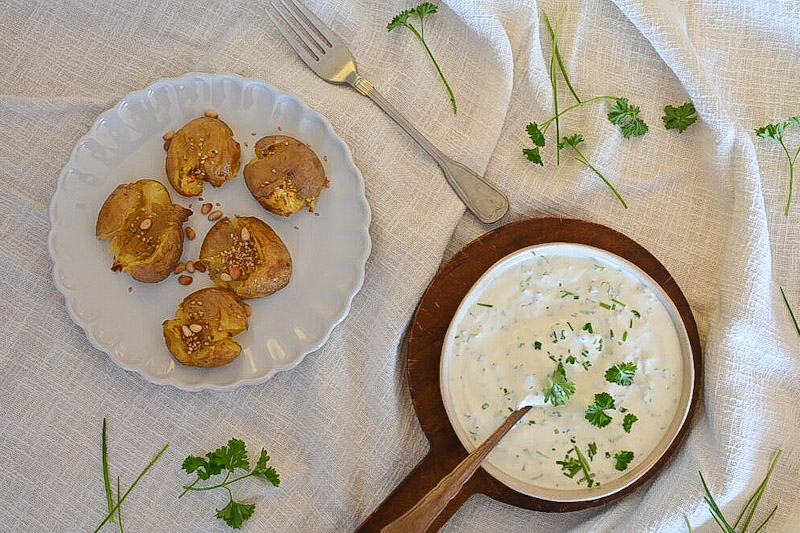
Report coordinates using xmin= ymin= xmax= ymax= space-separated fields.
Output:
xmin=174 ymin=262 xmax=186 ymax=274
xmin=219 ymin=273 xmax=233 ymax=282
xmin=194 ymin=262 xmax=206 ymax=273
xmin=240 ymin=227 xmax=250 ymax=241
xmin=139 ymin=218 xmax=152 ymax=230
xmin=243 ymin=303 xmax=252 ymax=317
xmin=208 ymin=210 xmax=223 ymax=221
xmin=189 ymin=323 xmax=203 ymax=333
xmin=185 ymin=227 xmax=196 ymax=240
xmin=186 ymin=261 xmax=195 ymax=273
xmin=201 ymin=203 xmax=212 ymax=214
xmin=204 ymin=109 xmax=219 ymax=118
xmin=178 ymin=275 xmax=193 ymax=285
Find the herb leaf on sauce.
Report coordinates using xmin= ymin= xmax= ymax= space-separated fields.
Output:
xmin=585 ymin=392 xmax=615 ymax=428
xmin=613 ymin=450 xmax=634 ymax=471
xmin=543 ymin=362 xmax=576 ymax=407
xmin=622 ymin=413 xmax=638 ymax=433
xmin=605 ymin=362 xmax=637 ymax=386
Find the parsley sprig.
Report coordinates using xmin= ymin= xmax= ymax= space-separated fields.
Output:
xmin=755 ymin=117 xmax=800 ymax=215
xmin=388 ymin=3 xmax=457 ymax=114
xmin=543 ymin=361 xmax=576 ymax=407
xmin=524 ymin=9 xmax=645 ymax=207
xmin=558 ymin=134 xmax=627 ymax=208
xmin=662 ymin=102 xmax=698 ymax=133
xmin=780 ymin=287 xmax=800 ymax=338
xmin=180 ymin=438 xmax=280 ymax=530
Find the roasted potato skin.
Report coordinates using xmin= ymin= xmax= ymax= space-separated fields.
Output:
xmin=96 ymin=179 xmax=191 ymax=283
xmin=243 ymin=135 xmax=328 ymax=216
xmin=165 ymin=116 xmax=241 ymax=196
xmin=200 ymin=215 xmax=292 ymax=299
xmin=162 ymin=287 xmax=248 ymax=367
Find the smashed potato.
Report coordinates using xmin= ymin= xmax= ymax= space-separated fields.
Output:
xmin=199 ymin=215 xmax=292 ymax=299
xmin=96 ymin=179 xmax=191 ymax=283
xmin=165 ymin=116 xmax=241 ymax=196
xmin=162 ymin=287 xmax=248 ymax=367
xmin=243 ymin=135 xmax=329 ymax=216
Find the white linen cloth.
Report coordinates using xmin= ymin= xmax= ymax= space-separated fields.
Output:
xmin=1 ymin=0 xmax=799 ymax=531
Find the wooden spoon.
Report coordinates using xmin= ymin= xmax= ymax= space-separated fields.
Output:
xmin=381 ymin=404 xmax=534 ymax=533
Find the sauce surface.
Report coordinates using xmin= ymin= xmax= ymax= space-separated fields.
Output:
xmin=443 ymin=244 xmax=684 ymax=491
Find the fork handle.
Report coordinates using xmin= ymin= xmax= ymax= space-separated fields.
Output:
xmin=350 ymin=76 xmax=508 ymax=224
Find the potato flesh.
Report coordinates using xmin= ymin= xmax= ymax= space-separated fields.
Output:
xmin=165 ymin=117 xmax=241 ymax=196
xmin=162 ymin=287 xmax=248 ymax=368
xmin=96 ymin=179 xmax=189 ymax=283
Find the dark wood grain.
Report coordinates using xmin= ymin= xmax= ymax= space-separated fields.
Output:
xmin=355 ymin=217 xmax=703 ymax=532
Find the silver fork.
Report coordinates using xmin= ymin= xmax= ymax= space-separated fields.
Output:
xmin=266 ymin=0 xmax=509 ymax=224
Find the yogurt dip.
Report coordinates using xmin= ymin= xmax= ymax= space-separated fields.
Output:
xmin=441 ymin=243 xmax=690 ymax=497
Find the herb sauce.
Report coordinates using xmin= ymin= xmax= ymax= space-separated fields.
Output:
xmin=444 ymin=245 xmax=684 ymax=490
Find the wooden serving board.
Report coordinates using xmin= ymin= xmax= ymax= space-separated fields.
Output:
xmin=356 ymin=217 xmax=703 ymax=532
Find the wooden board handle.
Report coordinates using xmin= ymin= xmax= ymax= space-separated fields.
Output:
xmin=380 ymin=406 xmax=531 ymax=533
xmin=355 ymin=446 xmax=473 ymax=532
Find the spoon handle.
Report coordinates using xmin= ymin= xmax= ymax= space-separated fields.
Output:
xmin=381 ymin=405 xmax=532 ymax=533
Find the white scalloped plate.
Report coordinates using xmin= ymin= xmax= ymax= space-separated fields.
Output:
xmin=48 ymin=73 xmax=371 ymax=390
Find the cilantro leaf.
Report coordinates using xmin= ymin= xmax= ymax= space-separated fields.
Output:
xmin=622 ymin=413 xmax=638 ymax=433
xmin=585 ymin=392 xmax=615 ymax=428
xmin=182 ymin=455 xmax=220 ymax=481
xmin=526 ymin=122 xmax=546 ymax=147
xmin=216 ymin=499 xmax=255 ymax=530
xmin=543 ymin=362 xmax=576 ymax=407
xmin=614 ymin=450 xmax=634 ymax=471
xmin=557 ymin=133 xmax=584 ymax=150
xmin=604 ymin=362 xmax=637 ymax=386
xmin=388 ymin=3 xmax=456 ymax=114
xmin=208 ymin=438 xmax=250 ymax=473
xmin=412 ymin=2 xmax=438 ymax=17
xmin=755 ymin=122 xmax=788 ymax=142
xmin=387 ymin=10 xmax=411 ymax=31
xmin=662 ymin=102 xmax=698 ymax=133
xmin=523 ymin=122 xmax=547 ymax=165
xmin=252 ymin=449 xmax=281 ymax=487
xmin=607 ymin=98 xmax=649 ymax=138
xmin=523 ymin=147 xmax=543 ymax=165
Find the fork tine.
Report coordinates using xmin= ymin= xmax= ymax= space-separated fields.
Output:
xmin=281 ymin=0 xmax=334 ymax=50
xmin=266 ymin=2 xmax=320 ymax=63
xmin=275 ymin=0 xmax=326 ymax=55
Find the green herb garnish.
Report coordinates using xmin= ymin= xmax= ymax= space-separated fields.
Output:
xmin=388 ymin=3 xmax=457 ymax=114
xmin=780 ymin=287 xmax=800 ymax=338
xmin=180 ymin=438 xmax=280 ymax=530
xmin=622 ymin=413 xmax=638 ymax=433
xmin=476 ymin=302 xmax=493 ymax=308
xmin=557 ymin=445 xmax=596 ymax=487
xmin=582 ymin=322 xmax=593 ymax=334
xmin=687 ymin=449 xmax=781 ymax=533
xmin=607 ymin=98 xmax=649 ymax=138
xmin=605 ymin=362 xmax=637 ymax=386
xmin=93 ymin=421 xmax=169 ymax=533
xmin=534 ymin=341 xmax=542 ymax=350
xmin=543 ymin=362 xmax=576 ymax=407
xmin=585 ymin=392 xmax=615 ymax=428
xmin=587 ymin=442 xmax=597 ymax=460
xmin=662 ymin=102 xmax=698 ymax=133
xmin=613 ymin=450 xmax=634 ymax=471
xmin=755 ymin=117 xmax=800 ymax=215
